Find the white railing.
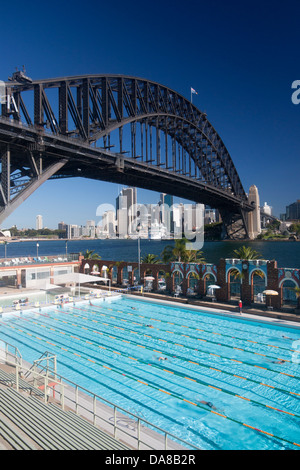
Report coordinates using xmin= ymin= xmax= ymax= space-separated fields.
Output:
xmin=0 ymin=341 xmax=200 ymax=451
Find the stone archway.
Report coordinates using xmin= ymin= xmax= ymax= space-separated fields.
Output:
xmin=227 ymin=268 xmax=241 ymax=300
xmin=251 ymin=269 xmax=266 ymax=303
xmin=280 ymin=279 xmax=298 ymax=306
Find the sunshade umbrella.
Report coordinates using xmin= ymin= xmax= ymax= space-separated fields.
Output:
xmin=262 ymin=290 xmax=278 ymax=307
xmin=207 ymin=284 xmax=220 ymax=299
xmin=145 ymin=276 xmax=155 ymax=281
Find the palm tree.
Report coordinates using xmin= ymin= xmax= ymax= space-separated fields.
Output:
xmin=172 ymin=238 xmax=188 ymax=262
xmin=161 ymin=244 xmax=174 ymax=263
xmin=82 ymin=249 xmax=101 ymax=260
xmin=230 ymin=267 xmax=264 ymax=281
xmin=141 ymin=253 xmax=160 ymax=264
xmin=161 ymin=238 xmax=205 ymax=264
xmin=232 ymin=246 xmax=261 ymax=260
xmin=184 ymin=249 xmax=206 ymax=264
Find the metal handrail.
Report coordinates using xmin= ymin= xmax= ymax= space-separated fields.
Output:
xmin=0 ymin=341 xmax=200 ymax=450
xmin=44 ymin=367 xmax=200 ymax=450
xmin=0 ymin=340 xmax=22 ymax=367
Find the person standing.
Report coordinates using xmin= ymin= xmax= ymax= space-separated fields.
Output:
xmin=239 ymin=299 xmax=242 ymax=314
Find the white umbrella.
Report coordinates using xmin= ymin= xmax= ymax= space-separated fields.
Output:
xmin=207 ymin=284 xmax=220 ymax=299
xmin=262 ymin=290 xmax=278 ymax=295
xmin=262 ymin=290 xmax=278 ymax=307
xmin=145 ymin=276 xmax=155 ymax=281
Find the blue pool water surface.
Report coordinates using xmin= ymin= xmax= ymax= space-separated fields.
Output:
xmin=0 ymin=295 xmax=299 ymax=450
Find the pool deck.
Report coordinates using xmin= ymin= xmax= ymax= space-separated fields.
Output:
xmin=1 ymin=284 xmax=299 ymax=323
xmin=0 ymin=360 xmax=189 ymax=451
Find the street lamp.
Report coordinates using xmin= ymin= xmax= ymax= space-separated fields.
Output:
xmin=36 ymin=243 xmax=39 ymax=258
xmin=65 ymin=240 xmax=68 ymax=257
xmin=4 ymin=241 xmax=8 ymax=259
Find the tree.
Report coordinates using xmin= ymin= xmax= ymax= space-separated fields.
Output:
xmin=184 ymin=249 xmax=206 ymax=264
xmin=161 ymin=245 xmax=174 ymax=263
xmin=141 ymin=253 xmax=160 ymax=264
xmin=82 ymin=249 xmax=101 ymax=260
xmin=232 ymin=246 xmax=261 ymax=260
xmin=161 ymin=238 xmax=206 ymax=264
xmin=172 ymin=238 xmax=188 ymax=262
xmin=289 ymin=223 xmax=300 ymax=236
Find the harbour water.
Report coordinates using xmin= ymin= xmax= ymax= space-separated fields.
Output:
xmin=0 ymin=239 xmax=299 ymax=269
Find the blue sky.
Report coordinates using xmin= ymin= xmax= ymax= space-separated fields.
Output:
xmin=1 ymin=0 xmax=299 ymax=229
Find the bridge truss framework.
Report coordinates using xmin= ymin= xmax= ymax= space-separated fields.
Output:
xmin=0 ymin=74 xmax=254 ymax=237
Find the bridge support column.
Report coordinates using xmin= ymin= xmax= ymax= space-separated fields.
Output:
xmin=0 ymin=145 xmax=10 ymax=207
xmin=220 ymin=208 xmax=251 ymax=240
xmin=0 ymin=159 xmax=67 ymax=226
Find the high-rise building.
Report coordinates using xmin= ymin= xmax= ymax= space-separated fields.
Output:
xmin=262 ymin=202 xmax=272 ymax=216
xmin=101 ymin=211 xmax=116 ymax=236
xmin=247 ymin=185 xmax=261 ymax=239
xmin=261 ymin=202 xmax=272 ymax=228
xmin=286 ymin=200 xmax=300 ymax=220
xmin=36 ymin=215 xmax=43 ymax=230
xmin=116 ymin=187 xmax=137 ymax=236
xmin=159 ymin=193 xmax=174 ymax=234
xmin=66 ymin=224 xmax=81 ymax=239
xmin=85 ymin=220 xmax=96 ymax=238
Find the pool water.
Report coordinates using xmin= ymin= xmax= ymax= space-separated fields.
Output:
xmin=0 ymin=295 xmax=299 ymax=450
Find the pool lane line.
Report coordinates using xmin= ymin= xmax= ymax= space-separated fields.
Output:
xmin=88 ymin=303 xmax=299 ymax=354
xmin=73 ymin=304 xmax=298 ymax=358
xmin=37 ymin=307 xmax=299 ymax=377
xmin=30 ymin=309 xmax=300 ymax=399
xmin=1 ymin=319 xmax=299 ymax=449
xmin=121 ymin=301 xmax=297 ymax=344
xmin=37 ymin=306 xmax=300 ymax=383
xmin=61 ymin=306 xmax=299 ymax=375
xmin=73 ymin=306 xmax=296 ymax=361
xmin=6 ymin=315 xmax=300 ymax=419
xmin=0 ymin=327 xmax=216 ymax=451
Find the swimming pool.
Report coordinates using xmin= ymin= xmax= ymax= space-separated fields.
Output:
xmin=0 ymin=295 xmax=299 ymax=450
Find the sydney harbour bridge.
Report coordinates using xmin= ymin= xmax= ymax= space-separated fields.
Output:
xmin=0 ymin=72 xmax=256 ymax=238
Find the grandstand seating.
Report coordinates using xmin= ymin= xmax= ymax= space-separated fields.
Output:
xmin=0 ymin=386 xmax=131 ymax=450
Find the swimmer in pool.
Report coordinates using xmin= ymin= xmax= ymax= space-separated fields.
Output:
xmin=158 ymin=357 xmax=168 ymax=361
xmin=282 ymin=336 xmax=293 ymax=340
xmin=200 ymin=401 xmax=217 ymax=410
xmin=272 ymin=359 xmax=287 ymax=364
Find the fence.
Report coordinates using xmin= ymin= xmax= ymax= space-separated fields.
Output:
xmin=0 ymin=340 xmax=200 ymax=451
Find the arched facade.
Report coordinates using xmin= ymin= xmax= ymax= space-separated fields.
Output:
xmin=80 ymin=257 xmax=300 ymax=310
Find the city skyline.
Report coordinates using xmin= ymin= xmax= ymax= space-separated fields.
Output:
xmin=1 ymin=1 xmax=299 ymax=229
xmin=7 ymin=183 xmax=298 ymax=234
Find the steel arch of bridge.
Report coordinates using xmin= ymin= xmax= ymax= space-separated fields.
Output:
xmin=0 ymin=74 xmax=253 ymax=236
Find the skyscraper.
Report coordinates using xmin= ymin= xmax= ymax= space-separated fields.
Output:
xmin=116 ymin=187 xmax=137 ymax=236
xmin=286 ymin=200 xmax=300 ymax=220
xmin=36 ymin=215 xmax=43 ymax=230
xmin=159 ymin=193 xmax=174 ymax=235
